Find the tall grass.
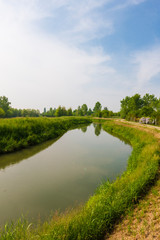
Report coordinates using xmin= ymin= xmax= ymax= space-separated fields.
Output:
xmin=0 ymin=119 xmax=159 ymax=239
xmin=0 ymin=117 xmax=92 ymax=153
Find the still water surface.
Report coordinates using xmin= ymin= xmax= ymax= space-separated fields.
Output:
xmin=0 ymin=124 xmax=132 ymax=225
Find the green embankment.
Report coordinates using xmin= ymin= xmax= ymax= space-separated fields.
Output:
xmin=0 ymin=119 xmax=160 ymax=240
xmin=0 ymin=117 xmax=92 ymax=153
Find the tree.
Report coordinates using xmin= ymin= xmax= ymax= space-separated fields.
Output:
xmin=120 ymin=93 xmax=159 ymax=122
xmin=142 ymin=93 xmax=157 ymax=108
xmin=140 ymin=106 xmax=154 ymax=117
xmin=0 ymin=96 xmax=11 ymax=116
xmin=0 ymin=108 xmax=5 ymax=118
xmin=81 ymin=104 xmax=88 ymax=116
xmin=101 ymin=109 xmax=109 ymax=118
xmin=67 ymin=108 xmax=73 ymax=116
xmin=93 ymin=102 xmax=102 ymax=116
xmin=87 ymin=108 xmax=93 ymax=115
xmin=77 ymin=106 xmax=83 ymax=116
xmin=55 ymin=106 xmax=62 ymax=117
xmin=128 ymin=94 xmax=143 ymax=120
xmin=120 ymin=96 xmax=131 ymax=119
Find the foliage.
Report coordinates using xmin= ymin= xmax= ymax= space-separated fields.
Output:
xmin=120 ymin=93 xmax=160 ymax=123
xmin=81 ymin=104 xmax=88 ymax=116
xmin=93 ymin=102 xmax=102 ymax=116
xmin=0 ymin=120 xmax=159 ymax=239
xmin=0 ymin=96 xmax=11 ymax=117
xmin=0 ymin=108 xmax=5 ymax=118
xmin=0 ymin=95 xmax=118 ymax=119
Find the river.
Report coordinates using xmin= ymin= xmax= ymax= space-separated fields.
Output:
xmin=0 ymin=123 xmax=132 ymax=225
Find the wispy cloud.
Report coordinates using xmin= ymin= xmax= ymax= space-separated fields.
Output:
xmin=133 ymin=45 xmax=160 ymax=86
xmin=0 ymin=0 xmax=158 ymax=111
xmin=109 ymin=0 xmax=147 ymax=11
xmin=0 ymin=0 xmax=114 ymax=109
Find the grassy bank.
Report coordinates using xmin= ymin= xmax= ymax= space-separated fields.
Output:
xmin=0 ymin=117 xmax=92 ymax=153
xmin=0 ymin=119 xmax=160 ymax=239
xmin=107 ymin=173 xmax=160 ymax=239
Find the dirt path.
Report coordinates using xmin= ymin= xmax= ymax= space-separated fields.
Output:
xmin=105 ymin=176 xmax=160 ymax=240
xmin=114 ymin=119 xmax=160 ymax=141
xmin=105 ymin=120 xmax=160 ymax=240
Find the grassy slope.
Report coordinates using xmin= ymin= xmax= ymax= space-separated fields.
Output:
xmin=0 ymin=119 xmax=160 ymax=240
xmin=107 ymin=175 xmax=160 ymax=239
xmin=105 ymin=120 xmax=160 ymax=240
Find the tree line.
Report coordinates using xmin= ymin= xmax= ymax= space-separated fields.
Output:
xmin=120 ymin=93 xmax=160 ymax=124
xmin=1 ymin=94 xmax=159 ymax=123
xmin=0 ymin=96 xmax=116 ymax=118
xmin=42 ymin=102 xmax=116 ymax=118
xmin=0 ymin=96 xmax=40 ymax=118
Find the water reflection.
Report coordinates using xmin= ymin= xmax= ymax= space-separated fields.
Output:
xmin=0 ymin=124 xmax=90 ymax=170
xmin=93 ymin=123 xmax=102 ymax=136
xmin=0 ymin=138 xmax=59 ymax=170
xmin=0 ymin=123 xmax=130 ymax=171
xmin=80 ymin=126 xmax=87 ymax=133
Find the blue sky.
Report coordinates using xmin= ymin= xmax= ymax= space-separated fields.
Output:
xmin=0 ymin=0 xmax=160 ymax=111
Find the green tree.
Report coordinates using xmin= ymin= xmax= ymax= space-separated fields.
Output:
xmin=101 ymin=109 xmax=109 ymax=118
xmin=67 ymin=108 xmax=73 ymax=116
xmin=0 ymin=108 xmax=5 ymax=118
xmin=142 ymin=93 xmax=157 ymax=108
xmin=120 ymin=96 xmax=131 ymax=119
xmin=120 ymin=94 xmax=143 ymax=120
xmin=87 ymin=108 xmax=93 ymax=115
xmin=93 ymin=102 xmax=102 ymax=112
xmin=0 ymin=96 xmax=11 ymax=116
xmin=61 ymin=107 xmax=67 ymax=116
xmin=55 ymin=106 xmax=62 ymax=117
xmin=77 ymin=106 xmax=83 ymax=116
xmin=81 ymin=104 xmax=88 ymax=116
xmin=93 ymin=102 xmax=102 ymax=116
xmin=140 ymin=106 xmax=154 ymax=117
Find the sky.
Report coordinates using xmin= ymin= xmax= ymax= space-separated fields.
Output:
xmin=0 ymin=0 xmax=160 ymax=112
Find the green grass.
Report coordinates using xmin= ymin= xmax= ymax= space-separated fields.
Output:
xmin=0 ymin=119 xmax=160 ymax=240
xmin=0 ymin=117 xmax=92 ymax=153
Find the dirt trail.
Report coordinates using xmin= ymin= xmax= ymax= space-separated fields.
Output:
xmin=114 ymin=119 xmax=160 ymax=141
xmin=105 ymin=120 xmax=160 ymax=240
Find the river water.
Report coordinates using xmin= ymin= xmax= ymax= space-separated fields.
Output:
xmin=0 ymin=123 xmax=132 ymax=225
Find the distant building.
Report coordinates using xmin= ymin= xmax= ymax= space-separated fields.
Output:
xmin=139 ymin=117 xmax=146 ymax=124
xmin=139 ymin=117 xmax=154 ymax=124
xmin=44 ymin=107 xmax=46 ymax=113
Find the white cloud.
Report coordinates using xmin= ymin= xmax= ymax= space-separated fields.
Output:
xmin=129 ymin=0 xmax=147 ymax=5
xmin=133 ymin=46 xmax=160 ymax=86
xmin=109 ymin=0 xmax=147 ymax=11
xmin=0 ymin=0 xmax=115 ymax=110
xmin=0 ymin=0 xmax=158 ymax=112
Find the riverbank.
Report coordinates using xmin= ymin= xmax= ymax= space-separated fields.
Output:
xmin=106 ymin=174 xmax=160 ymax=239
xmin=0 ymin=117 xmax=92 ymax=153
xmin=105 ymin=119 xmax=160 ymax=240
xmin=0 ymin=118 xmax=159 ymax=239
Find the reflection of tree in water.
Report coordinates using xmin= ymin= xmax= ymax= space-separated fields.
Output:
xmin=81 ymin=126 xmax=87 ymax=133
xmin=0 ymin=137 xmax=61 ymax=170
xmin=93 ymin=124 xmax=102 ymax=136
